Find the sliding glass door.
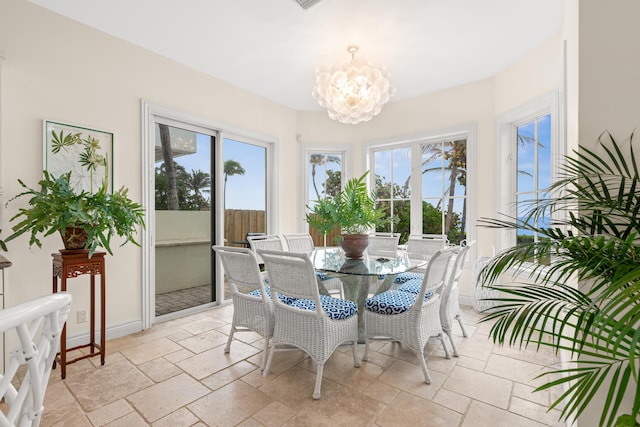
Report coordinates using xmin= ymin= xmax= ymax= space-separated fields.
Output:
xmin=222 ymin=137 xmax=267 ymax=299
xmin=154 ymin=121 xmax=216 ymax=317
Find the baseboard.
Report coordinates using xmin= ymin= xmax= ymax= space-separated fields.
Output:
xmin=66 ymin=320 xmax=143 ymax=349
xmin=459 ymin=294 xmax=474 ymax=309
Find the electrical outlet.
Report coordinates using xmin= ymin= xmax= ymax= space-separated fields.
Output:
xmin=77 ymin=310 xmax=87 ymax=323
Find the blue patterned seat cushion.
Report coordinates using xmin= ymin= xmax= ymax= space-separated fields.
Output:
xmin=316 ymin=271 xmax=329 ymax=281
xmin=364 ymin=289 xmax=433 ymax=315
xmin=289 ymin=295 xmax=358 ymax=320
xmin=248 ymin=285 xmax=295 ymax=304
xmin=394 ymin=272 xmax=424 ymax=284
xmin=396 ymin=278 xmax=425 ymax=294
xmin=396 ymin=279 xmax=435 ymax=302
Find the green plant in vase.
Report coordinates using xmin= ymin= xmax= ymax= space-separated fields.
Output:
xmin=478 ymin=131 xmax=640 ymax=426
xmin=306 ymin=171 xmax=389 ymax=258
xmin=1 ymin=171 xmax=144 ymax=257
xmin=0 ymin=129 xmax=145 ymax=257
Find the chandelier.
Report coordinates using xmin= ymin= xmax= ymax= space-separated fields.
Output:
xmin=312 ymin=46 xmax=395 ymax=125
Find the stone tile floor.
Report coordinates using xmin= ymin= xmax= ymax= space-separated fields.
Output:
xmin=41 ymin=305 xmax=568 ymax=427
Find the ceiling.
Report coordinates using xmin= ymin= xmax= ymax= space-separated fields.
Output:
xmin=29 ymin=0 xmax=564 ymax=112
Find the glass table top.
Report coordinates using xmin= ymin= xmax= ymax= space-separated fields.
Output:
xmin=310 ymin=247 xmax=428 ymax=277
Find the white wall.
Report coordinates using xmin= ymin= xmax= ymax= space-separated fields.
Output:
xmin=570 ymin=1 xmax=640 ymax=424
xmin=0 ymin=0 xmax=297 ymax=336
xmin=494 ymin=34 xmax=563 ymax=116
xmin=0 ymin=0 xmax=563 ymax=337
xmin=578 ymin=0 xmax=640 ymax=147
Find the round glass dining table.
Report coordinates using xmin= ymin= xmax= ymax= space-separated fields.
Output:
xmin=310 ymin=247 xmax=429 ymax=341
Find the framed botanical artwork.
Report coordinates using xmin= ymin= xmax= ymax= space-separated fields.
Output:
xmin=44 ymin=120 xmax=113 ymax=193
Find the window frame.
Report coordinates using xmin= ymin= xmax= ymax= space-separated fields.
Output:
xmin=300 ymin=143 xmax=351 ymax=233
xmin=495 ymin=91 xmax=563 ymax=253
xmin=141 ymin=100 xmax=278 ymax=328
xmin=370 ymin=144 xmax=412 ymax=238
xmin=364 ymin=124 xmax=476 ymax=246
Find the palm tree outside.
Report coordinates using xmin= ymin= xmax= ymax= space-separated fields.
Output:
xmin=223 ymin=159 xmax=245 ymax=204
xmin=309 ymin=154 xmax=341 ymax=200
xmin=158 ymin=123 xmax=179 ymax=210
xmin=185 ymin=169 xmax=211 ymax=209
xmin=420 ymin=139 xmax=467 ymax=242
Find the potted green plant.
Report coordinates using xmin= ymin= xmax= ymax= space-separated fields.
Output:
xmin=0 ymin=170 xmax=145 ymax=257
xmin=306 ymin=171 xmax=387 ymax=258
xmin=477 ymin=131 xmax=640 ymax=427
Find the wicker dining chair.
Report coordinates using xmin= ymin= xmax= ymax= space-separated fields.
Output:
xmin=0 ymin=292 xmax=72 ymax=427
xmin=366 ymin=232 xmax=400 ymax=295
xmin=394 ymin=234 xmax=448 ymax=285
xmin=213 ymin=246 xmax=274 ymax=371
xmin=258 ymin=249 xmax=359 ymax=400
xmin=283 ymin=233 xmax=345 ymax=299
xmin=282 ymin=233 xmax=314 ymax=253
xmin=396 ymin=241 xmax=475 ymax=355
xmin=247 ymin=234 xmax=285 ymax=264
xmin=366 ymin=232 xmax=400 ymax=259
xmin=363 ymin=248 xmax=455 ymax=384
xmin=445 ymin=241 xmax=475 ymax=341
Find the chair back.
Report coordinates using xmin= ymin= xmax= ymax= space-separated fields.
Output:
xmin=213 ymin=246 xmax=268 ymax=300
xmin=367 ymin=233 xmax=400 ymax=258
xmin=258 ymin=250 xmax=320 ymax=306
xmin=283 ymin=233 xmax=315 ymax=253
xmin=406 ymin=234 xmax=447 ymax=260
xmin=450 ymin=241 xmax=475 ymax=288
xmin=412 ymin=248 xmax=456 ymax=309
xmin=0 ymin=292 xmax=72 ymax=427
xmin=439 ymin=241 xmax=475 ymax=326
xmin=248 ymin=234 xmax=284 ymax=264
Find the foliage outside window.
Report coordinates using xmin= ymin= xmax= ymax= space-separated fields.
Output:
xmin=372 ymin=140 xmax=467 ymax=245
xmin=306 ymin=152 xmax=343 ymax=244
xmin=373 ymin=147 xmax=411 ymax=242
xmin=155 ymin=164 xmax=211 ymax=210
xmin=308 ymin=153 xmax=342 ymax=202
xmin=421 ymin=140 xmax=467 ymax=244
xmin=155 ymin=125 xmax=212 ymax=211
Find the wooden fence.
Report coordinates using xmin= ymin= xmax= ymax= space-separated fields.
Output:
xmin=224 ymin=209 xmax=266 ymax=246
xmin=224 ymin=209 xmax=341 ymax=248
xmin=309 ymin=225 xmax=342 ymax=248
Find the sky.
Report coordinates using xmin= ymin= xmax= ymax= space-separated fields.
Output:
xmin=156 ymin=130 xmax=266 ymax=210
xmin=222 ymin=138 xmax=266 ymax=210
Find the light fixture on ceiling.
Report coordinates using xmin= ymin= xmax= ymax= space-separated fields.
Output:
xmin=295 ymin=0 xmax=323 ymax=10
xmin=312 ymin=45 xmax=395 ymax=125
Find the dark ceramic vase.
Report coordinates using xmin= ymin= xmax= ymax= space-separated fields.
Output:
xmin=60 ymin=227 xmax=89 ymax=250
xmin=340 ymin=234 xmax=369 ymax=259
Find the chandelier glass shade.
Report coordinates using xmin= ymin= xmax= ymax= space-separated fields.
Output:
xmin=312 ymin=46 xmax=395 ymax=124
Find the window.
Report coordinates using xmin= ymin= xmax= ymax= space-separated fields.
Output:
xmin=307 ymin=152 xmax=343 ymax=203
xmin=515 ymin=114 xmax=551 ymax=246
xmin=367 ymin=126 xmax=474 ymax=246
xmin=154 ymin=121 xmax=217 ymax=317
xmin=495 ymin=92 xmax=562 ymax=253
xmin=302 ymin=146 xmax=349 ymax=244
xmin=223 ymin=137 xmax=268 ymax=243
xmin=421 ymin=139 xmax=467 ymax=244
xmin=374 ymin=147 xmax=411 ymax=240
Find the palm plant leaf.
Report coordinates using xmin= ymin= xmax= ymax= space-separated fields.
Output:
xmin=477 ymin=131 xmax=640 ymax=426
